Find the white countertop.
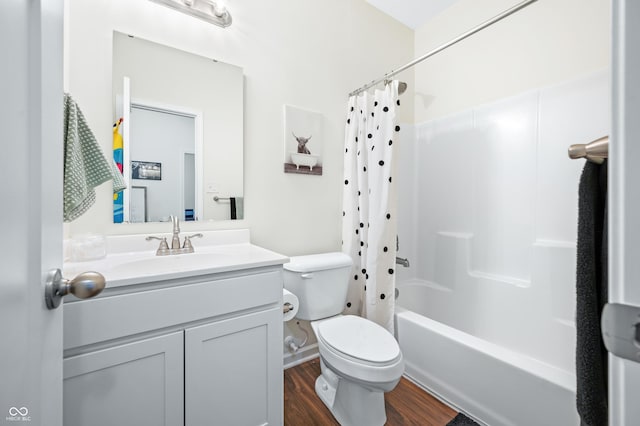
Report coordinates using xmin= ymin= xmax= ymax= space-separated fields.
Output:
xmin=63 ymin=229 xmax=289 ymax=288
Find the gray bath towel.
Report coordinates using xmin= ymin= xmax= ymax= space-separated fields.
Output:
xmin=63 ymin=93 xmax=126 ymax=222
xmin=575 ymin=160 xmax=608 ymax=426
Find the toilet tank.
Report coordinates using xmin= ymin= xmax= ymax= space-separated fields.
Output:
xmin=283 ymin=252 xmax=353 ymax=321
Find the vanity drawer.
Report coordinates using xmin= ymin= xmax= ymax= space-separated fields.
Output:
xmin=64 ymin=268 xmax=283 ymax=350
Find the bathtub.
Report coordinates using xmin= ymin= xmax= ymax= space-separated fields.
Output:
xmin=395 ymin=280 xmax=580 ymax=426
xmin=290 ymin=152 xmax=319 ymax=171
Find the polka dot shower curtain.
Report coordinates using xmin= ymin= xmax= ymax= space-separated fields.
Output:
xmin=342 ymin=80 xmax=400 ymax=333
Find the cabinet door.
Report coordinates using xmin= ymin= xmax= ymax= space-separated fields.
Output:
xmin=63 ymin=332 xmax=184 ymax=426
xmin=185 ymin=307 xmax=283 ymax=426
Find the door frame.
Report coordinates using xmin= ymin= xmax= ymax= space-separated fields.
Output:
xmin=609 ymin=1 xmax=640 ymax=424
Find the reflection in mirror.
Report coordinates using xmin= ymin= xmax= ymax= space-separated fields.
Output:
xmin=112 ymin=31 xmax=244 ymax=223
xmin=129 ymin=105 xmax=196 ymax=223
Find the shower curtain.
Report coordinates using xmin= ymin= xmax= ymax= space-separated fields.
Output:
xmin=342 ymin=80 xmax=400 ymax=333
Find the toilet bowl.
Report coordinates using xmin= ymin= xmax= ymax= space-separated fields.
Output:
xmin=283 ymin=253 xmax=404 ymax=426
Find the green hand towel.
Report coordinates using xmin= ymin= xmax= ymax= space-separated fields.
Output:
xmin=63 ymin=93 xmax=127 ymax=222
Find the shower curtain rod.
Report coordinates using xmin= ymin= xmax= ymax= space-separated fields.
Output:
xmin=348 ymin=0 xmax=539 ymax=97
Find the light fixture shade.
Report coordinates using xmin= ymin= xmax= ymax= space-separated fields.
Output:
xmin=149 ymin=0 xmax=232 ymax=28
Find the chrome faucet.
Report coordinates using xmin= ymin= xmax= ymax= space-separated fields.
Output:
xmin=146 ymin=215 xmax=203 ymax=256
xmin=395 ymin=235 xmax=410 ymax=267
xmin=171 ymin=215 xmax=181 ymax=249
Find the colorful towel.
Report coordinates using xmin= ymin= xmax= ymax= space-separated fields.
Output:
xmin=113 ymin=118 xmax=125 ymax=223
xmin=63 ymin=93 xmax=126 ymax=222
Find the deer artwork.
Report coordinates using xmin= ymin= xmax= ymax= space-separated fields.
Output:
xmin=292 ymin=132 xmax=312 ymax=155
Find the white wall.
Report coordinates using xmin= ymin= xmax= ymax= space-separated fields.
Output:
xmin=64 ymin=0 xmax=414 ymax=256
xmin=412 ymin=0 xmax=610 ymax=122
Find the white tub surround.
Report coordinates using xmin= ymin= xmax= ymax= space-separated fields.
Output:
xmin=62 ymin=229 xmax=287 ymax=426
xmin=394 ymin=71 xmax=609 ymax=426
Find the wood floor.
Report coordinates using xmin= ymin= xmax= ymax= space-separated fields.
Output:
xmin=284 ymin=358 xmax=458 ymax=426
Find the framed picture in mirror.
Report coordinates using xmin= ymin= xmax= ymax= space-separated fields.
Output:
xmin=131 ymin=161 xmax=162 ymax=180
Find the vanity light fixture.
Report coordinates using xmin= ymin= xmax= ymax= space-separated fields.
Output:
xmin=149 ymin=0 xmax=232 ymax=28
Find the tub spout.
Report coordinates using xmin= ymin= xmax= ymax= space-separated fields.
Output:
xmin=396 ymin=256 xmax=410 ymax=267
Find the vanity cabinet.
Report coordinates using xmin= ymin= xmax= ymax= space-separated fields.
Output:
xmin=185 ymin=307 xmax=282 ymax=425
xmin=63 ymin=332 xmax=184 ymax=426
xmin=62 ymin=266 xmax=284 ymax=426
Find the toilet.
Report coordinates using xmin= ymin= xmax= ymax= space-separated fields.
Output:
xmin=283 ymin=252 xmax=404 ymax=426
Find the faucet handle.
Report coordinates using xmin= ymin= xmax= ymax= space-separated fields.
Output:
xmin=146 ymin=236 xmax=170 ymax=254
xmin=182 ymin=233 xmax=203 ymax=252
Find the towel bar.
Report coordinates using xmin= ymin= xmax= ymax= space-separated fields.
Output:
xmin=568 ymin=136 xmax=608 ymax=164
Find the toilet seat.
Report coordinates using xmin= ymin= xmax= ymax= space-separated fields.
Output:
xmin=318 ymin=315 xmax=400 ymax=363
xmin=313 ymin=315 xmax=404 ymax=384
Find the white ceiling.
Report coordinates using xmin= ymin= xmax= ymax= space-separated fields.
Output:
xmin=366 ymin=0 xmax=462 ymax=30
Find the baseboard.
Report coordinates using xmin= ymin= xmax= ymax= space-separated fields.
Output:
xmin=283 ymin=343 xmax=319 ymax=370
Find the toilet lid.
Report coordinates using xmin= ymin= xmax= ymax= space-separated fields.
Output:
xmin=317 ymin=315 xmax=400 ymax=364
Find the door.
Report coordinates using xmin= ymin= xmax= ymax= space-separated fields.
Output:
xmin=184 ymin=308 xmax=283 ymax=426
xmin=0 ymin=0 xmax=64 ymax=425
xmin=609 ymin=1 xmax=640 ymax=425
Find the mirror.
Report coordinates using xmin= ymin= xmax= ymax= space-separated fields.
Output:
xmin=112 ymin=31 xmax=244 ymax=223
